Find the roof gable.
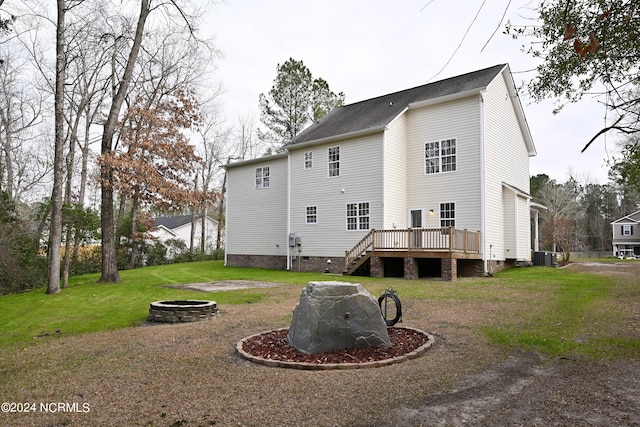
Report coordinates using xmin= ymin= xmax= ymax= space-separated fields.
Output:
xmin=611 ymin=209 xmax=640 ymax=224
xmin=289 ymin=64 xmax=507 ymax=146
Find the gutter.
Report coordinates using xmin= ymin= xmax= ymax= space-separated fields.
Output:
xmin=287 ymin=125 xmax=387 ymax=150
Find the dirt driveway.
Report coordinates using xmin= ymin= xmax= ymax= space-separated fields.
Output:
xmin=392 ymin=261 xmax=639 ymax=427
xmin=0 ymin=262 xmax=638 ymax=426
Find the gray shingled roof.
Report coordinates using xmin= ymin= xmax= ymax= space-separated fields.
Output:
xmin=290 ymin=64 xmax=507 ymax=146
xmin=154 ymin=215 xmax=196 ymax=230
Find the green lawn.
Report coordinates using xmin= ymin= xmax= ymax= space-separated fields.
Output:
xmin=0 ymin=261 xmax=342 ymax=348
xmin=0 ymin=260 xmax=638 ymax=360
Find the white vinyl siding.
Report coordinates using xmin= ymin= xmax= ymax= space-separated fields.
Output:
xmin=484 ymin=71 xmax=532 ymax=261
xmin=383 ymin=113 xmax=408 ymax=229
xmin=225 ymin=156 xmax=288 ymax=256
xmin=288 ymin=133 xmax=384 ymax=256
xmin=406 ymin=97 xmax=482 ymax=231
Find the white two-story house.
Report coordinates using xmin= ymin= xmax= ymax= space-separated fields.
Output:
xmin=225 ymin=64 xmax=536 ymax=280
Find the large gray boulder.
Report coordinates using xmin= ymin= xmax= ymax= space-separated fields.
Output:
xmin=287 ymin=281 xmax=390 ymax=354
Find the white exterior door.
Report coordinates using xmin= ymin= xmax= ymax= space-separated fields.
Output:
xmin=410 ymin=209 xmax=424 ymax=248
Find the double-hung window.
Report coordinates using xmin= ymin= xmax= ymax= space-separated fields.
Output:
xmin=255 ymin=166 xmax=269 ymax=188
xmin=306 ymin=206 xmax=317 ymax=224
xmin=328 ymin=146 xmax=340 ymax=177
xmin=440 ymin=202 xmax=455 ymax=228
xmin=425 ymin=138 xmax=456 ymax=174
xmin=304 ymin=151 xmax=313 ymax=170
xmin=622 ymin=225 xmax=633 ymax=236
xmin=346 ymin=202 xmax=370 ymax=230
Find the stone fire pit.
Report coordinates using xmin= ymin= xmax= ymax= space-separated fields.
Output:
xmin=148 ymin=300 xmax=218 ymax=323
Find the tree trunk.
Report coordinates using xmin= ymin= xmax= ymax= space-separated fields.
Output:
xmin=46 ymin=0 xmax=66 ymax=295
xmin=216 ymin=167 xmax=227 ymax=251
xmin=200 ymin=204 xmax=206 ymax=254
xmin=190 ymin=175 xmax=197 ymax=254
xmin=98 ymin=0 xmax=150 ymax=283
xmin=128 ymin=198 xmax=139 ymax=269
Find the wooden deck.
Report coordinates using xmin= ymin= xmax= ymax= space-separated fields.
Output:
xmin=344 ymin=228 xmax=482 ymax=275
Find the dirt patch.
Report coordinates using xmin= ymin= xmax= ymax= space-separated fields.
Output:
xmin=168 ymin=279 xmax=284 ymax=292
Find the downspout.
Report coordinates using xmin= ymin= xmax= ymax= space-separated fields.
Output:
xmin=479 ymin=93 xmax=487 ymax=274
xmin=286 ymin=152 xmax=291 ymax=270
xmin=381 ymin=129 xmax=387 ymax=229
xmin=223 ymin=168 xmax=228 ymax=266
xmin=514 ymin=192 xmax=519 ymax=259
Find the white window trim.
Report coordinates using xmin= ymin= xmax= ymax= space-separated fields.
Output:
xmin=328 ymin=146 xmax=340 ymax=178
xmin=439 ymin=201 xmax=456 ymax=228
xmin=346 ymin=201 xmax=370 ymax=231
xmin=306 ymin=206 xmax=317 ymax=225
xmin=304 ymin=151 xmax=313 ymax=170
xmin=255 ymin=166 xmax=270 ymax=189
xmin=425 ymin=137 xmax=457 ymax=175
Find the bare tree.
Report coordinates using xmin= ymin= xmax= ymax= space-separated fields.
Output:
xmin=196 ymin=103 xmax=229 ymax=252
xmin=0 ymin=45 xmax=48 ymax=202
xmin=537 ymin=179 xmax=582 ymax=261
xmin=98 ymin=0 xmax=213 ymax=282
xmin=97 ymin=0 xmax=152 ymax=283
xmin=234 ymin=112 xmax=263 ymax=160
xmin=46 ymin=0 xmax=67 ymax=294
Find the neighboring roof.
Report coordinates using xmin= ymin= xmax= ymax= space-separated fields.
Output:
xmin=290 ymin=64 xmax=508 ymax=147
xmin=611 ymin=209 xmax=640 ymax=224
xmin=154 ymin=215 xmax=216 ymax=230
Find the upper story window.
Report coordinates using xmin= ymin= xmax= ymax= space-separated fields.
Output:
xmin=304 ymin=151 xmax=313 ymax=170
xmin=346 ymin=202 xmax=370 ymax=231
xmin=622 ymin=225 xmax=634 ymax=236
xmin=328 ymin=146 xmax=340 ymax=177
xmin=255 ymin=166 xmax=269 ymax=189
xmin=425 ymin=138 xmax=457 ymax=174
xmin=306 ymin=206 xmax=317 ymax=224
xmin=440 ymin=202 xmax=455 ymax=228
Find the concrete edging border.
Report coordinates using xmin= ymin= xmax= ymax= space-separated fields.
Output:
xmin=236 ymin=326 xmax=435 ymax=370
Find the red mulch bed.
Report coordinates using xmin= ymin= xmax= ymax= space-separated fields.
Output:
xmin=241 ymin=327 xmax=429 ymax=364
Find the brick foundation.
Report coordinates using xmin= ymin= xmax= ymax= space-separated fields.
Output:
xmin=370 ymin=256 xmax=384 ymax=278
xmin=441 ymin=258 xmax=457 ymax=281
xmin=404 ymin=257 xmax=418 ymax=280
xmin=458 ymin=259 xmax=485 ymax=277
xmin=226 ymin=254 xmax=345 ymax=274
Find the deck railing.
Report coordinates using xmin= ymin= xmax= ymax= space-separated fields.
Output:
xmin=345 ymin=228 xmax=481 ymax=269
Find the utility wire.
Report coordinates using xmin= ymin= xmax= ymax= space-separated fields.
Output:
xmin=481 ymin=0 xmax=512 ymax=52
xmin=426 ymin=0 xmax=488 ymax=83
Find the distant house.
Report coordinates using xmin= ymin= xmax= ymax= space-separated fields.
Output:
xmin=611 ymin=210 xmax=640 ymax=258
xmin=224 ymin=64 xmax=537 ymax=280
xmin=151 ymin=215 xmax=221 ymax=256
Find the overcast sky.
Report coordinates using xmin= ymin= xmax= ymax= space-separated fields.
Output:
xmin=204 ymin=0 xmax=616 ymax=185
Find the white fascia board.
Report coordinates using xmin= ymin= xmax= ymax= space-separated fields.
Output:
xmin=407 ymin=88 xmax=484 ymax=110
xmin=224 ymin=152 xmax=289 ymax=169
